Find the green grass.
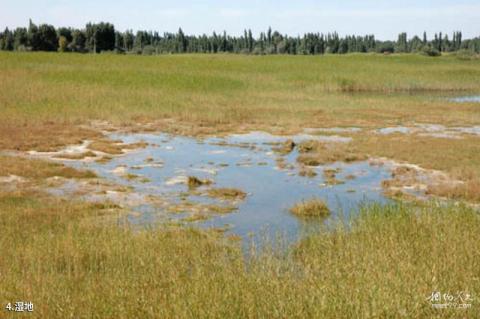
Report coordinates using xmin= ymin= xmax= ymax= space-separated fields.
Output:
xmin=2 ymin=52 xmax=480 ymax=317
xmin=1 ymin=52 xmax=480 ymax=183
xmin=0 ymin=192 xmax=478 ymax=318
xmin=2 ymin=52 xmax=480 ymax=130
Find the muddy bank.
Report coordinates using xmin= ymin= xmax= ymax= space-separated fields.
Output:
xmin=369 ymin=158 xmax=465 ymax=202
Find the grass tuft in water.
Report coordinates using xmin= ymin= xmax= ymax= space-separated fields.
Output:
xmin=182 ymin=213 xmax=210 ymax=223
xmin=273 ymin=139 xmax=296 ymax=155
xmin=207 ymin=188 xmax=247 ymax=200
xmin=299 ymin=166 xmax=317 ymax=178
xmin=95 ymin=155 xmax=113 ymax=164
xmin=0 ymin=156 xmax=96 ymax=179
xmin=323 ymin=168 xmax=345 ymax=185
xmin=187 ymin=176 xmax=213 ymax=188
xmin=290 ymin=198 xmax=331 ymax=218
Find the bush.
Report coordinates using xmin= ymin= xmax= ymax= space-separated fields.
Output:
xmin=455 ymin=49 xmax=478 ymax=60
xmin=142 ymin=45 xmax=156 ymax=55
xmin=252 ymin=47 xmax=265 ymax=55
xmin=376 ymin=42 xmax=394 ymax=54
xmin=421 ymin=46 xmax=441 ymax=57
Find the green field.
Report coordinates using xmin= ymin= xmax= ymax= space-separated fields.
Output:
xmin=2 ymin=52 xmax=480 ymax=128
xmin=1 ymin=52 xmax=480 ymax=318
xmin=0 ymin=192 xmax=478 ymax=318
xmin=2 ymin=52 xmax=480 ymax=193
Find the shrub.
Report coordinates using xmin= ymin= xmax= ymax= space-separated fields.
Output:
xmin=421 ymin=46 xmax=441 ymax=57
xmin=455 ymin=49 xmax=478 ymax=60
xmin=142 ymin=45 xmax=156 ymax=55
xmin=376 ymin=42 xmax=395 ymax=54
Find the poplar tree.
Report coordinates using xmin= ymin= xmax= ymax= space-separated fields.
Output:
xmin=1 ymin=28 xmax=14 ymax=50
xmin=13 ymin=27 xmax=28 ymax=50
xmin=0 ymin=20 xmax=474 ymax=55
xmin=248 ymin=29 xmax=253 ymax=52
xmin=69 ymin=30 xmax=86 ymax=52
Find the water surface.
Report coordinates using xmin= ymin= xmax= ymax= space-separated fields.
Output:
xmin=67 ymin=132 xmax=392 ymax=244
xmin=450 ymin=95 xmax=480 ymax=103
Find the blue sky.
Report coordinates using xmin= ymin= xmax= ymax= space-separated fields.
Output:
xmin=1 ymin=0 xmax=479 ymax=40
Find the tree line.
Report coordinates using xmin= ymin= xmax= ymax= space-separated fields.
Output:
xmin=1 ymin=20 xmax=479 ymax=55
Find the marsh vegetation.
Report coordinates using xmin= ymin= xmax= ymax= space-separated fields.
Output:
xmin=1 ymin=52 xmax=480 ymax=317
xmin=289 ymin=198 xmax=331 ymax=218
xmin=1 ymin=190 xmax=478 ymax=317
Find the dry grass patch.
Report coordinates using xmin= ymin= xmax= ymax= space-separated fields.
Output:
xmin=89 ymin=139 xmax=126 ymax=155
xmin=0 ymin=120 xmax=101 ymax=152
xmin=426 ymin=179 xmax=480 ymax=202
xmin=297 ymin=141 xmax=366 ymax=166
xmin=357 ymin=134 xmax=480 ymax=202
xmin=356 ymin=134 xmax=480 ymax=179
xmin=53 ymin=151 xmax=97 ymax=160
xmin=90 ymin=139 xmax=148 ymax=155
xmin=0 ymin=156 xmax=96 ymax=179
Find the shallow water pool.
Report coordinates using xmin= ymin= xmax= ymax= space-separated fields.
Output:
xmin=67 ymin=132 xmax=393 ymax=244
xmin=450 ymin=95 xmax=480 ymax=103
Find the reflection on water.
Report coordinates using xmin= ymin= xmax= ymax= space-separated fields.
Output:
xmin=65 ymin=132 xmax=393 ymax=244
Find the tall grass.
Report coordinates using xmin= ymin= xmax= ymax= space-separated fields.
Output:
xmin=0 ymin=192 xmax=478 ymax=318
